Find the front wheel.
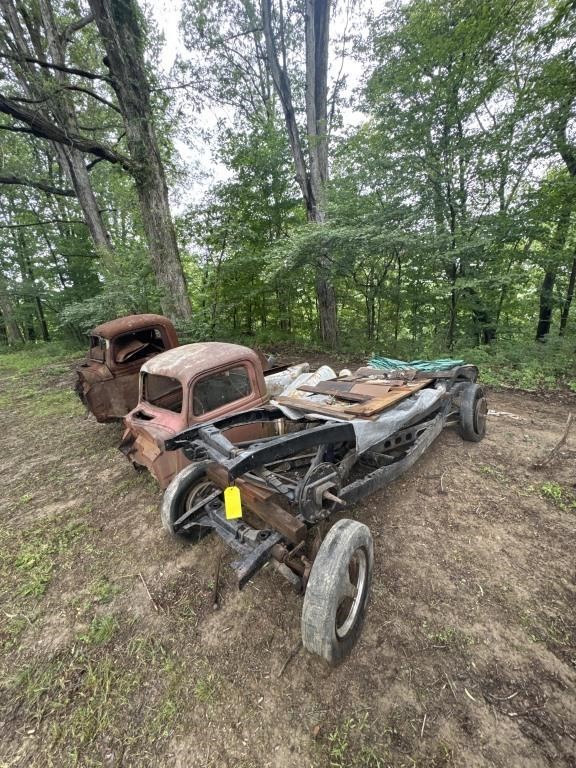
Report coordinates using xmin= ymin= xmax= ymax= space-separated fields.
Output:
xmin=161 ymin=461 xmax=217 ymax=542
xmin=301 ymin=519 xmax=373 ymax=665
xmin=459 ymin=383 xmax=488 ymax=442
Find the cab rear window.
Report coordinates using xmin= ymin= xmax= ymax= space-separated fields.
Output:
xmin=144 ymin=373 xmax=183 ymax=413
xmin=193 ymin=366 xmax=252 ymax=416
xmin=114 ymin=327 xmax=166 ymax=364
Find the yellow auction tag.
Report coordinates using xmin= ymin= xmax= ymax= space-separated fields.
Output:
xmin=224 ymin=486 xmax=242 ymax=520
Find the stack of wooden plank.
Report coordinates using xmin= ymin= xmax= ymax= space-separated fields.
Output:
xmin=276 ymin=368 xmax=433 ymax=420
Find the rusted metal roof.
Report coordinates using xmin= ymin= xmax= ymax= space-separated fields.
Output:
xmin=141 ymin=342 xmax=260 ymax=384
xmin=92 ymin=314 xmax=175 ymax=340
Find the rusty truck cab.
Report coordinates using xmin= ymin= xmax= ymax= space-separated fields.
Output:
xmin=75 ymin=314 xmax=178 ymax=422
xmin=121 ymin=342 xmax=270 ymax=487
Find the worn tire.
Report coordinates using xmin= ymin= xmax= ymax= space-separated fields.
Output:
xmin=161 ymin=461 xmax=215 ymax=542
xmin=301 ymin=519 xmax=373 ymax=665
xmin=459 ymin=383 xmax=487 ymax=442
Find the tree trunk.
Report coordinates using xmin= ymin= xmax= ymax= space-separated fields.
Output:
xmin=536 ymin=269 xmax=557 ymax=341
xmin=536 ymin=203 xmax=572 ymax=340
xmin=88 ymin=0 xmax=193 ymax=323
xmin=559 ymin=253 xmax=576 ymax=336
xmin=0 ymin=275 xmax=24 ymax=345
xmin=1 ymin=0 xmax=113 ymax=254
xmin=261 ymin=0 xmax=338 ymax=346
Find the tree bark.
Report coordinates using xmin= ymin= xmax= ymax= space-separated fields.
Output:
xmin=559 ymin=252 xmax=576 ymax=336
xmin=0 ymin=274 xmax=24 ymax=345
xmin=261 ymin=0 xmax=338 ymax=346
xmin=88 ymin=0 xmax=193 ymax=323
xmin=536 ymin=203 xmax=572 ymax=340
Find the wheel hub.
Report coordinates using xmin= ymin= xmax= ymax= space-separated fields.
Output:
xmin=297 ymin=462 xmax=342 ymax=523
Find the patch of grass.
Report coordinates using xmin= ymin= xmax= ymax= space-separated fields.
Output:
xmin=0 ymin=342 xmax=82 ymax=375
xmin=25 ymin=388 xmax=83 ymax=419
xmin=422 ymin=623 xmax=472 ymax=650
xmin=478 ymin=464 xmax=506 ymax=482
xmin=519 ymin=609 xmax=574 ymax=648
xmin=0 ymin=612 xmax=32 ymax=651
xmin=539 ymin=481 xmax=576 ymax=511
xmin=88 ymin=576 xmax=120 ymax=605
xmin=325 ymin=713 xmax=387 ymax=768
xmin=4 ymin=517 xmax=91 ymax=599
xmin=79 ymin=615 xmax=118 ymax=645
xmin=194 ymin=672 xmax=219 ymax=703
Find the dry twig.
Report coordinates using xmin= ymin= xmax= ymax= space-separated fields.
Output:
xmin=278 ymin=641 xmax=302 ymax=677
xmin=533 ymin=412 xmax=573 ymax=468
xmin=212 ymin=553 xmax=222 ymax=610
xmin=139 ymin=571 xmax=161 ymax=612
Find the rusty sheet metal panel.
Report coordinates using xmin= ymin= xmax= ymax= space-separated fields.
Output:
xmin=141 ymin=342 xmax=265 ymax=390
xmin=92 ymin=314 xmax=177 ymax=343
xmin=121 ymin=342 xmax=271 ymax=487
xmin=77 ymin=369 xmax=141 ymax=423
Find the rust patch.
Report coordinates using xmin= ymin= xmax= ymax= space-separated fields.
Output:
xmin=75 ymin=314 xmax=178 ymax=423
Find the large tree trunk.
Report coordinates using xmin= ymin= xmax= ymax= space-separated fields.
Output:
xmin=262 ymin=0 xmax=338 ymax=346
xmin=536 ymin=269 xmax=556 ymax=340
xmin=559 ymin=252 xmax=576 ymax=336
xmin=536 ymin=203 xmax=572 ymax=340
xmin=88 ymin=0 xmax=193 ymax=323
xmin=0 ymin=274 xmax=24 ymax=345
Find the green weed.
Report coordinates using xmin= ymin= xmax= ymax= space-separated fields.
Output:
xmin=422 ymin=622 xmax=472 ymax=650
xmin=326 ymin=713 xmax=387 ymax=768
xmin=79 ymin=615 xmax=118 ymax=645
xmin=10 ymin=518 xmax=90 ymax=598
xmin=194 ymin=672 xmax=219 ymax=703
xmin=539 ymin=481 xmax=576 ymax=511
xmin=88 ymin=576 xmax=120 ymax=605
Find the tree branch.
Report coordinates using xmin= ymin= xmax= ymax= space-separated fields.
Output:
xmin=10 ymin=85 xmax=121 ymax=114
xmin=0 ymin=94 xmax=132 ymax=169
xmin=63 ymin=12 xmax=95 ymax=41
xmin=0 ymin=218 xmax=86 ymax=228
xmin=0 ymin=52 xmax=112 ymax=83
xmin=0 ymin=173 xmax=75 ymax=196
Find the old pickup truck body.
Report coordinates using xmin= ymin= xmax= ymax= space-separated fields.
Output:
xmin=120 ymin=342 xmax=303 ymax=488
xmin=75 ymin=314 xmax=178 ymax=422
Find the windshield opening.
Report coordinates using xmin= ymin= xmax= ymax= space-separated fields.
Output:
xmin=89 ymin=335 xmax=106 ymax=362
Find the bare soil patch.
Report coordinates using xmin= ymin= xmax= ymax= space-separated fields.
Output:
xmin=0 ymin=353 xmax=575 ymax=767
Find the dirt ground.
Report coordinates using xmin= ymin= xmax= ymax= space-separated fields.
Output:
xmin=0 ymin=350 xmax=575 ymax=768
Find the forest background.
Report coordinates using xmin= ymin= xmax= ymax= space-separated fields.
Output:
xmin=1 ymin=0 xmax=575 ymax=391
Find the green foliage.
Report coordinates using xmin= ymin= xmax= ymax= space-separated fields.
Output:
xmin=460 ymin=337 xmax=576 ymax=390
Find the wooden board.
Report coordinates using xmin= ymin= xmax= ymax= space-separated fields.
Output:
xmin=206 ymin=464 xmax=306 ymax=544
xmin=296 ymin=384 xmax=370 ymax=402
xmin=349 ymin=383 xmax=391 ymax=397
xmin=344 ymin=379 xmax=433 ymax=416
xmin=276 ymin=396 xmax=357 ymax=420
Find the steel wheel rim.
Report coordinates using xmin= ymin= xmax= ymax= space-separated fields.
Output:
xmin=185 ymin=479 xmax=217 ymax=511
xmin=336 ymin=548 xmax=367 ymax=639
xmin=474 ymin=397 xmax=488 ymax=434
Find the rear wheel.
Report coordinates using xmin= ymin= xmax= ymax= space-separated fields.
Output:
xmin=301 ymin=519 xmax=373 ymax=665
xmin=161 ymin=461 xmax=217 ymax=542
xmin=459 ymin=383 xmax=488 ymax=442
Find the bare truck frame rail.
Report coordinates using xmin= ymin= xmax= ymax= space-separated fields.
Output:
xmin=162 ymin=365 xmax=487 ymax=664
